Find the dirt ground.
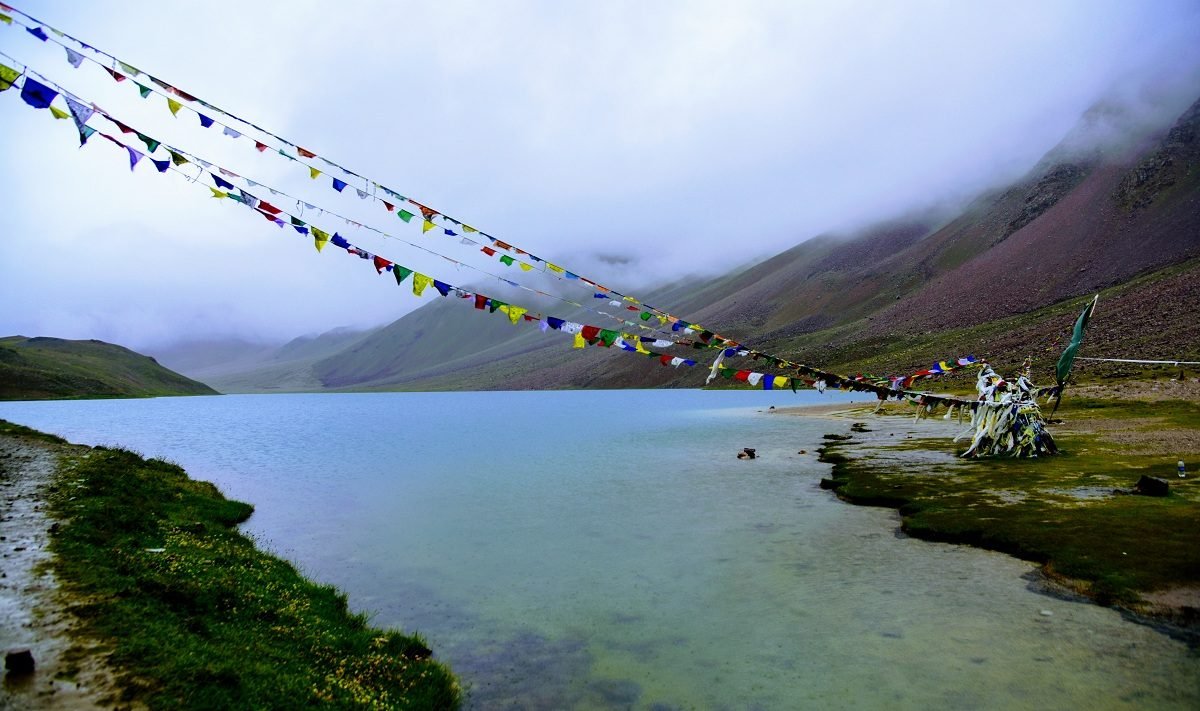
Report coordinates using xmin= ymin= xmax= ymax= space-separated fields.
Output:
xmin=0 ymin=437 xmax=129 ymax=710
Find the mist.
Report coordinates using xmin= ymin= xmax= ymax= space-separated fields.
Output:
xmin=2 ymin=0 xmax=1199 ymax=350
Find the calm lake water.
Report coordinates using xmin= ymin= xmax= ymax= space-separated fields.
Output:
xmin=2 ymin=390 xmax=1197 ymax=709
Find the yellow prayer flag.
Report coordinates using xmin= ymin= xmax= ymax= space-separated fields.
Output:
xmin=209 ymin=187 xmax=226 ymax=199
xmin=0 ymin=13 xmax=12 ymax=24
xmin=463 ymin=225 xmax=478 ymax=233
xmin=167 ymin=98 xmax=182 ymax=117
xmin=635 ymin=339 xmax=650 ymax=355
xmin=507 ymin=306 xmax=527 ymax=324
xmin=518 ymin=262 xmax=533 ymax=272
xmin=657 ymin=316 xmax=668 ymax=325
xmin=547 ymin=263 xmax=564 ymax=274
xmin=49 ymin=105 xmax=69 ymax=120
xmin=422 ymin=220 xmax=436 ymax=234
xmin=412 ymin=273 xmax=432 ymax=296
xmin=624 ymin=296 xmax=639 ymax=304
xmin=309 ymin=166 xmax=321 ymax=179
xmin=773 ymin=376 xmax=788 ymax=389
xmin=573 ymin=333 xmax=586 ymax=349
xmin=311 ymin=227 xmax=329 ymax=252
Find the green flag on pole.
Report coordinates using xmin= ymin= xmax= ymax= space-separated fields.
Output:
xmin=1055 ymin=295 xmax=1098 ymax=386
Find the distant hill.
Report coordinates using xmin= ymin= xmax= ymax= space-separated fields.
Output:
xmin=0 ymin=336 xmax=219 ymax=400
xmin=167 ymin=91 xmax=1200 ymax=392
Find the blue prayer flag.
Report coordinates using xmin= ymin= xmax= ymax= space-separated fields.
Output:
xmin=331 ymin=178 xmax=347 ymax=192
xmin=19 ymin=77 xmax=57 ymax=110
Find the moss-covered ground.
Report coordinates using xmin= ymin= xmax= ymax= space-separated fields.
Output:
xmin=817 ymin=397 xmax=1200 ymax=616
xmin=0 ymin=420 xmax=460 ymax=709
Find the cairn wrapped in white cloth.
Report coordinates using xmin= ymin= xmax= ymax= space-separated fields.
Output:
xmin=954 ymin=363 xmax=1057 ymax=458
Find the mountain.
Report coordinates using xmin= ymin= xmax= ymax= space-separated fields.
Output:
xmin=189 ymin=92 xmax=1200 ymax=392
xmin=0 ymin=336 xmax=219 ymax=400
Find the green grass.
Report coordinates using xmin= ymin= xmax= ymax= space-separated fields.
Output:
xmin=818 ymin=400 xmax=1200 ymax=607
xmin=21 ymin=431 xmax=460 ymax=709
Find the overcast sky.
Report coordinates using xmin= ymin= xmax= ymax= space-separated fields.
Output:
xmin=2 ymin=0 xmax=1199 ymax=349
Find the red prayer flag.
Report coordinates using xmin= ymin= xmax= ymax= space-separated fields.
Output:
xmin=474 ymin=294 xmax=488 ymax=310
xmin=255 ymin=141 xmax=268 ymax=152
xmin=382 ymin=201 xmax=394 ymax=212
xmin=581 ymin=325 xmax=600 ymax=340
xmin=258 ymin=201 xmax=281 ymax=215
xmin=297 ymin=147 xmax=316 ymax=158
xmin=373 ymin=256 xmax=392 ymax=273
xmin=660 ymin=355 xmax=672 ymax=366
xmin=104 ymin=67 xmax=126 ymax=82
xmin=418 ymin=205 xmax=438 ymax=221
xmin=734 ymin=370 xmax=751 ymax=382
xmin=481 ymin=247 xmax=496 ymax=256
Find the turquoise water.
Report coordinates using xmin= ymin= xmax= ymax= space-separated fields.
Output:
xmin=2 ymin=390 xmax=1197 ymax=709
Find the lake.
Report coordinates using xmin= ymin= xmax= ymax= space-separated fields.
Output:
xmin=1 ymin=390 xmax=1197 ymax=709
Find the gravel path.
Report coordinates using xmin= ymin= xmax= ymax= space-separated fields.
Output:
xmin=0 ymin=436 xmax=127 ymax=709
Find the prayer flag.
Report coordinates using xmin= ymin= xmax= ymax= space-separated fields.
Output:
xmin=255 ymin=141 xmax=268 ymax=152
xmin=104 ymin=67 xmax=126 ymax=82
xmin=136 ymin=132 xmax=159 ymax=153
xmin=434 ymin=280 xmax=453 ymax=297
xmin=309 ymin=167 xmax=321 ymax=179
xmin=0 ymin=64 xmax=19 ymax=92
xmin=297 ymin=147 xmax=316 ymax=158
xmin=198 ymin=113 xmax=214 ymax=127
xmin=397 ymin=209 xmax=414 ymax=223
xmin=422 ymin=220 xmax=436 ymax=233
xmin=64 ymin=47 xmax=84 ymax=68
xmin=169 ymin=150 xmax=188 ymax=166
xmin=223 ymin=126 xmax=241 ymax=139
xmin=1055 ymin=295 xmax=1098 ymax=386
xmin=136 ymin=83 xmax=151 ymax=99
xmin=209 ymin=187 xmax=226 ymax=199
xmin=27 ymin=26 xmax=48 ymax=41
xmin=311 ymin=227 xmax=330 ymax=252
xmin=49 ymin=105 xmax=69 ymax=120
xmin=332 ymin=178 xmax=347 ymax=192
xmin=20 ymin=77 xmax=57 ymax=109
xmin=393 ymin=266 xmax=413 ymax=284
xmin=125 ymin=145 xmax=143 ymax=171
xmin=506 ymin=306 xmax=527 ymax=324
xmin=151 ymin=158 xmax=170 ymax=172
xmin=373 ymin=256 xmax=392 ymax=273
xmin=499 ymin=255 xmax=514 ymax=266
xmin=412 ymin=273 xmax=432 ymax=296
xmin=331 ymin=233 xmax=350 ymax=249
xmin=211 ymin=174 xmax=234 ymax=190
xmin=167 ymin=98 xmax=182 ymax=116
xmin=574 ymin=333 xmax=586 ymax=349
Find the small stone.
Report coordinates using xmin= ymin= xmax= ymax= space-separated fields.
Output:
xmin=1039 ymin=610 xmax=1053 ymax=616
xmin=6 ymin=649 xmax=35 ymax=675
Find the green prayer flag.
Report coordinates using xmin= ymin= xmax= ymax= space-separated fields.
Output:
xmin=0 ymin=64 xmax=19 ymax=92
xmin=1055 ymin=295 xmax=1098 ymax=386
xmin=639 ymin=312 xmax=652 ymax=321
xmin=599 ymin=329 xmax=619 ymax=347
xmin=291 ymin=216 xmax=305 ymax=226
xmin=499 ymin=255 xmax=514 ymax=266
xmin=136 ymin=132 xmax=159 ymax=153
xmin=489 ymin=300 xmax=505 ymax=314
xmin=169 ymin=150 xmax=188 ymax=166
xmin=137 ymin=83 xmax=151 ymax=98
xmin=118 ymin=61 xmax=140 ymax=75
xmin=393 ymin=265 xmax=413 ymax=285
xmin=397 ymin=210 xmax=414 ymax=223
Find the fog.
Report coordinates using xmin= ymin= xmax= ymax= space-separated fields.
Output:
xmin=1 ymin=0 xmax=1198 ymax=349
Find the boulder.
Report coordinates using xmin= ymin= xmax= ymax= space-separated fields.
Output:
xmin=5 ymin=649 xmax=34 ymax=676
xmin=1133 ymin=475 xmax=1170 ymax=497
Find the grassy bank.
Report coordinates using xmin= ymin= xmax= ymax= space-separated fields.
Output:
xmin=0 ymin=420 xmax=460 ymax=709
xmin=816 ymin=398 xmax=1200 ymax=621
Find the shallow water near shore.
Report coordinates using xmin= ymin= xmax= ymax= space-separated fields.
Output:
xmin=2 ymin=390 xmax=1197 ymax=709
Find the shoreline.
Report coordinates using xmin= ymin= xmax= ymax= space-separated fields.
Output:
xmin=782 ymin=397 xmax=1200 ymax=644
xmin=0 ymin=421 xmax=460 ymax=709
